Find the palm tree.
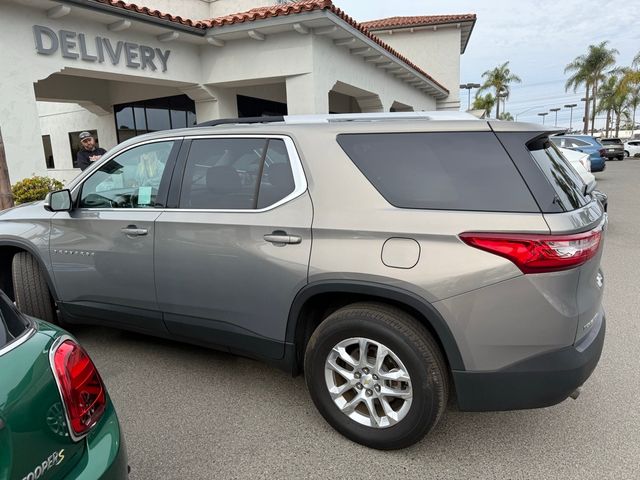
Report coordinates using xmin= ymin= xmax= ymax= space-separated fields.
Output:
xmin=565 ymin=41 xmax=618 ymax=134
xmin=472 ymin=93 xmax=496 ymax=118
xmin=597 ymin=75 xmax=619 ymax=137
xmin=477 ymin=62 xmax=521 ymax=118
xmin=565 ymin=55 xmax=591 ymax=134
xmin=498 ymin=112 xmax=514 ymax=121
xmin=622 ymin=54 xmax=640 ymax=136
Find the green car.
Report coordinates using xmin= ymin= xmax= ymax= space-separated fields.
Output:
xmin=0 ymin=291 xmax=127 ymax=480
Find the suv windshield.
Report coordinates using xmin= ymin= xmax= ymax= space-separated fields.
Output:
xmin=0 ymin=291 xmax=30 ymax=349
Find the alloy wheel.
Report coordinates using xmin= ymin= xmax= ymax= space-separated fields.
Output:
xmin=324 ymin=337 xmax=413 ymax=428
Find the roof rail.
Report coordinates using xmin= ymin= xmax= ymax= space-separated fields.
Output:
xmin=194 ymin=116 xmax=284 ymax=127
xmin=283 ymin=112 xmax=480 ymax=124
xmin=193 ymin=112 xmax=479 ymax=128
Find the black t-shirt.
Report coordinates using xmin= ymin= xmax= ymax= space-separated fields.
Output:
xmin=76 ymin=147 xmax=107 ymax=171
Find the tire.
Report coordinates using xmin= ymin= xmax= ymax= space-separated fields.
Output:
xmin=618 ymin=155 xmax=624 ymax=161
xmin=304 ymin=302 xmax=448 ymax=450
xmin=11 ymin=252 xmax=56 ymax=324
xmin=624 ymin=150 xmax=629 ymax=158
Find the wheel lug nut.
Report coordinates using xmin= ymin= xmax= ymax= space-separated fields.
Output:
xmin=374 ymin=385 xmax=381 ymax=392
xmin=356 ymin=383 xmax=363 ymax=390
xmin=354 ymin=372 xmax=361 ymax=379
xmin=363 ymin=368 xmax=369 ymax=374
xmin=366 ymin=389 xmax=373 ymax=396
xmin=372 ymin=374 xmax=378 ymax=381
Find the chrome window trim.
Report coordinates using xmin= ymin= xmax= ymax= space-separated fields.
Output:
xmin=74 ymin=135 xmax=309 ymax=214
xmin=0 ymin=318 xmax=37 ymax=357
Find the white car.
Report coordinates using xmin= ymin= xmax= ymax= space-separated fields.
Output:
xmin=623 ymin=140 xmax=640 ymax=157
xmin=559 ymin=147 xmax=596 ymax=191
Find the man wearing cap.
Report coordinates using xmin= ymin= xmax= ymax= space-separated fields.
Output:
xmin=76 ymin=132 xmax=107 ymax=171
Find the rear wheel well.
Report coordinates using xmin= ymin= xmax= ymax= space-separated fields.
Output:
xmin=293 ymin=292 xmax=452 ymax=376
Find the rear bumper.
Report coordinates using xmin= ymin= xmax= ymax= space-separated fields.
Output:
xmin=590 ymin=157 xmax=606 ymax=172
xmin=453 ymin=313 xmax=605 ymax=412
xmin=65 ymin=400 xmax=128 ymax=479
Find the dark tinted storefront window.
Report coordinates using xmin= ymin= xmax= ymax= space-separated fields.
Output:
xmin=337 ymin=132 xmax=539 ymax=213
xmin=114 ymin=95 xmax=196 ymax=143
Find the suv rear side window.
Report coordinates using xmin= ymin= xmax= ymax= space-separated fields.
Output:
xmin=337 ymin=132 xmax=539 ymax=212
xmin=180 ymin=138 xmax=295 ymax=210
xmin=528 ymin=139 xmax=589 ymax=211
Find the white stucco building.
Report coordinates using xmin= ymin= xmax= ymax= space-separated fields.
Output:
xmin=0 ymin=0 xmax=476 ymax=184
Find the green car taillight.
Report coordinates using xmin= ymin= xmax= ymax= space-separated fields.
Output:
xmin=51 ymin=338 xmax=106 ymax=440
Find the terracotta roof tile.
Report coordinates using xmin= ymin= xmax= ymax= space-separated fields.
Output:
xmin=91 ymin=0 xmax=207 ymax=28
xmin=85 ymin=1 xmax=451 ymax=94
xmin=203 ymin=0 xmax=334 ymax=27
xmin=361 ymin=14 xmax=477 ymax=31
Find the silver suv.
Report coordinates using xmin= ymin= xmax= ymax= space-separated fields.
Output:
xmin=0 ymin=113 xmax=606 ymax=449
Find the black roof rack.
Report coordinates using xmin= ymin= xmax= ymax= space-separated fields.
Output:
xmin=194 ymin=116 xmax=285 ymax=128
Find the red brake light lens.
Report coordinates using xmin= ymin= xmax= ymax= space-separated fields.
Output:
xmin=52 ymin=339 xmax=106 ymax=438
xmin=459 ymin=229 xmax=602 ymax=274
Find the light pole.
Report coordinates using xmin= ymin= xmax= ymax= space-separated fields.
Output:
xmin=564 ymin=103 xmax=577 ymax=132
xmin=459 ymin=83 xmax=481 ymax=110
xmin=550 ymin=108 xmax=560 ymax=127
xmin=496 ymin=92 xmax=508 ymax=118
xmin=581 ymin=97 xmax=588 ymax=134
xmin=538 ymin=112 xmax=548 ymax=125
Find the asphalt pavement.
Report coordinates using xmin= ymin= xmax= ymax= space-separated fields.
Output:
xmin=75 ymin=157 xmax=640 ymax=479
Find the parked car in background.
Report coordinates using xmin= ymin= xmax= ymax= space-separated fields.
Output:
xmin=0 ymin=290 xmax=128 ymax=479
xmin=599 ymin=138 xmax=624 ymax=160
xmin=623 ymin=139 xmax=640 ymax=157
xmin=0 ymin=113 xmax=607 ymax=450
xmin=559 ymin=147 xmax=596 ymax=192
xmin=550 ymin=135 xmax=606 ymax=171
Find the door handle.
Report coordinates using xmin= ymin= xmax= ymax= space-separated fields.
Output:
xmin=264 ymin=231 xmax=302 ymax=245
xmin=121 ymin=225 xmax=148 ymax=237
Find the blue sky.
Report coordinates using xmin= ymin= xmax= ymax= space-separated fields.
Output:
xmin=334 ymin=0 xmax=640 ymax=127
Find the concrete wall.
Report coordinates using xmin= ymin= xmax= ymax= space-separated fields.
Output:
xmin=0 ymin=1 xmax=202 ymax=182
xmin=37 ymin=102 xmax=116 ymax=185
xmin=312 ymin=34 xmax=438 ymax=113
xmin=374 ymin=26 xmax=461 ymax=110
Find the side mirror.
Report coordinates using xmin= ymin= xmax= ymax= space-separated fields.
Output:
xmin=44 ymin=189 xmax=72 ymax=212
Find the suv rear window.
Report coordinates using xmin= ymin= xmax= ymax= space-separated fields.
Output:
xmin=336 ymin=132 xmax=539 ymax=212
xmin=528 ymin=139 xmax=589 ymax=211
xmin=600 ymin=138 xmax=622 ymax=145
xmin=0 ymin=292 xmax=29 ymax=348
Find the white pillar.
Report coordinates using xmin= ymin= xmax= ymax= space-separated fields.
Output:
xmin=184 ymin=85 xmax=238 ymax=123
xmin=0 ymin=76 xmax=46 ymax=183
xmin=286 ymin=74 xmax=329 ymax=115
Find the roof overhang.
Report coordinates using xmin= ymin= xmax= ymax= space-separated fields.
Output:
xmin=204 ymin=9 xmax=449 ymax=99
xmin=53 ymin=0 xmax=450 ymax=99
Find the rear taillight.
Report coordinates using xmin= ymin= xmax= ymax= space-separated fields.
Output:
xmin=599 ymin=149 xmax=606 ymax=157
xmin=52 ymin=339 xmax=106 ymax=439
xmin=459 ymin=229 xmax=602 ymax=274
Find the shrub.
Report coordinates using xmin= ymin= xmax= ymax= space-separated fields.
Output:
xmin=11 ymin=176 xmax=64 ymax=205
